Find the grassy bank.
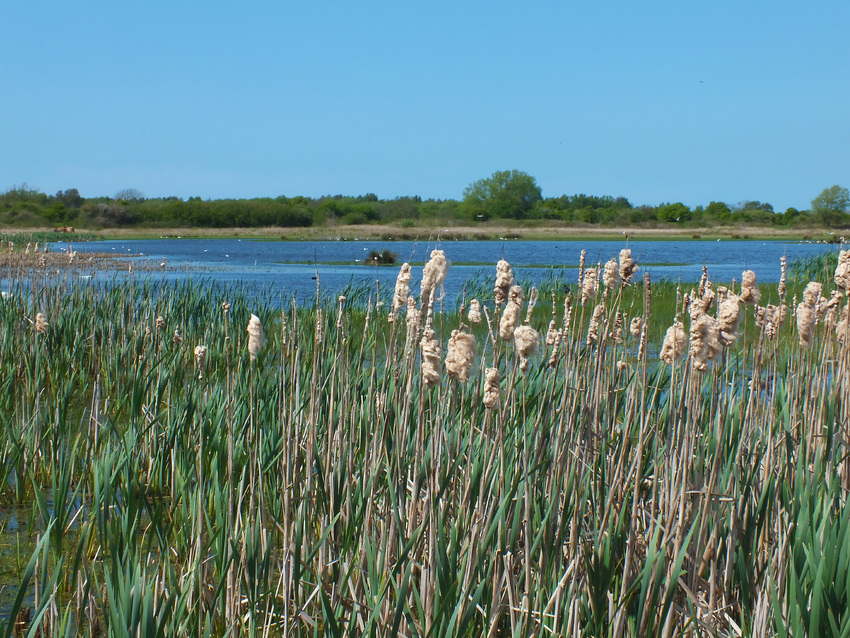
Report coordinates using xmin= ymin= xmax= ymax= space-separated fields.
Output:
xmin=3 ymin=222 xmax=844 ymax=243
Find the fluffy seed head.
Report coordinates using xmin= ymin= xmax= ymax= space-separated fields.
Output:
xmin=603 ymin=259 xmax=620 ymax=289
xmin=483 ymin=367 xmax=501 ymax=410
xmin=619 ymin=248 xmax=638 ymax=285
xmin=660 ymin=320 xmax=687 ymax=365
xmin=796 ymin=303 xmax=816 ymax=347
xmin=716 ymin=294 xmax=743 ymax=346
xmin=494 ymin=259 xmax=514 ymax=306
xmin=581 ymin=267 xmax=599 ymax=306
xmin=247 ymin=314 xmax=264 ymax=362
xmin=689 ymin=310 xmax=722 ymax=371
xmin=420 ymin=326 xmax=442 ymax=387
xmin=445 ymin=330 xmax=477 ymax=383
xmin=468 ymin=299 xmax=482 ymax=324
xmin=499 ymin=285 xmax=524 ymax=341
xmin=514 ymin=324 xmax=540 ymax=372
xmin=390 ymin=263 xmax=412 ymax=321
xmin=803 ymin=281 xmax=822 ymax=308
xmin=739 ymin=270 xmax=761 ymax=305
xmin=34 ymin=313 xmax=48 ymax=335
xmin=194 ymin=345 xmax=208 ymax=378
xmin=835 ymin=251 xmax=850 ymax=291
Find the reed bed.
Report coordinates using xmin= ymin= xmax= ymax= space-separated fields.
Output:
xmin=0 ymin=247 xmax=848 ymax=637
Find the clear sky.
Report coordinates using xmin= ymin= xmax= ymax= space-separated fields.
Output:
xmin=2 ymin=1 xmax=848 ymax=211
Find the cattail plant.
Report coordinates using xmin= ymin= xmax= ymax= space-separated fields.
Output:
xmin=445 ymin=330 xmax=477 ymax=382
xmin=389 ymin=263 xmax=412 ymax=322
xmin=581 ymin=267 xmax=598 ymax=306
xmin=834 ymin=249 xmax=850 ymax=291
xmin=660 ymin=320 xmax=687 ymax=364
xmin=740 ymin=269 xmax=760 ymax=304
xmin=34 ymin=312 xmax=48 ymax=335
xmin=467 ymin=298 xmax=482 ymax=324
xmin=483 ymin=366 xmax=501 ymax=409
xmin=499 ymin=285 xmax=523 ymax=342
xmin=247 ymin=313 xmax=264 ymax=362
xmin=603 ymin=259 xmax=620 ymax=289
xmin=494 ymin=259 xmax=513 ymax=306
xmin=194 ymin=345 xmax=208 ymax=379
xmin=619 ymin=248 xmax=638 ymax=284
xmin=420 ymin=325 xmax=442 ymax=387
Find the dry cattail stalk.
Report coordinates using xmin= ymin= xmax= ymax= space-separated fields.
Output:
xmin=740 ymin=270 xmax=761 ymax=305
xmin=835 ymin=250 xmax=850 ymax=291
xmin=315 ymin=308 xmax=325 ymax=345
xmin=629 ymin=317 xmax=643 ymax=339
xmin=689 ymin=308 xmax=722 ymax=372
xmin=494 ymin=259 xmax=513 ymax=306
xmin=499 ymin=285 xmax=524 ymax=341
xmin=524 ymin=286 xmax=539 ymax=323
xmin=483 ymin=367 xmax=501 ymax=410
xmin=404 ymin=295 xmax=419 ymax=350
xmin=445 ymin=330 xmax=477 ymax=383
xmin=586 ymin=303 xmax=605 ymax=346
xmin=420 ymin=326 xmax=442 ymax=387
xmin=155 ymin=316 xmax=165 ymax=332
xmin=514 ymin=324 xmax=540 ymax=372
xmin=581 ymin=267 xmax=598 ymax=306
xmin=698 ymin=265 xmax=709 ymax=299
xmin=337 ymin=295 xmax=347 ymax=328
xmin=547 ymin=328 xmax=563 ymax=368
xmin=603 ymin=259 xmax=620 ymax=289
xmin=389 ymin=263 xmax=412 ymax=322
xmin=779 ymin=255 xmax=788 ymax=302
xmin=247 ymin=314 xmax=264 ymax=362
xmin=194 ymin=345 xmax=208 ymax=379
xmin=819 ymin=290 xmax=843 ymax=327
xmin=716 ymin=294 xmax=743 ymax=346
xmin=836 ymin=304 xmax=850 ymax=346
xmin=468 ymin=299 xmax=482 ymax=324
xmin=577 ymin=249 xmax=586 ymax=287
xmin=34 ymin=313 xmax=48 ymax=335
xmin=619 ymin=248 xmax=638 ymax=285
xmin=660 ymin=320 xmax=687 ymax=364
xmin=796 ymin=303 xmax=816 ymax=347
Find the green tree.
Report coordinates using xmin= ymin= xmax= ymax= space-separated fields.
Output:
xmin=463 ymin=170 xmax=542 ymax=220
xmin=811 ymin=185 xmax=850 ymax=227
xmin=656 ymin=202 xmax=691 ymax=223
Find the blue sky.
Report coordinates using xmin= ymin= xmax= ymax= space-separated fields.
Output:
xmin=2 ymin=1 xmax=848 ymax=211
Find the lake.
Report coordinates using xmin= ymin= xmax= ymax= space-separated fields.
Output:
xmin=52 ymin=237 xmax=837 ymax=305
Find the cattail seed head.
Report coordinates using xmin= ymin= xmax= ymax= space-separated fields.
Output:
xmin=586 ymin=303 xmax=605 ymax=346
xmin=468 ymin=298 xmax=482 ymax=324
xmin=390 ymin=263 xmax=412 ymax=322
xmin=494 ymin=259 xmax=514 ymax=306
xmin=499 ymin=285 xmax=524 ymax=341
xmin=581 ymin=267 xmax=598 ymax=306
xmin=420 ymin=326 xmax=442 ymax=387
xmin=155 ymin=315 xmax=165 ymax=331
xmin=514 ymin=324 xmax=540 ymax=372
xmin=619 ymin=249 xmax=638 ymax=285
xmin=34 ymin=313 xmax=48 ymax=335
xmin=689 ymin=308 xmax=722 ymax=371
xmin=194 ymin=345 xmax=207 ymax=379
xmin=779 ymin=255 xmax=788 ymax=302
xmin=603 ymin=259 xmax=620 ymax=289
xmin=445 ymin=329 xmax=477 ymax=383
xmin=247 ymin=313 xmax=264 ymax=362
xmin=660 ymin=320 xmax=687 ymax=365
xmin=835 ymin=251 xmax=850 ymax=292
xmin=803 ymin=281 xmax=822 ymax=308
xmin=796 ymin=303 xmax=816 ymax=347
xmin=716 ymin=294 xmax=743 ymax=346
xmin=740 ymin=270 xmax=760 ymax=305
xmin=629 ymin=317 xmax=643 ymax=339
xmin=483 ymin=367 xmax=501 ymax=410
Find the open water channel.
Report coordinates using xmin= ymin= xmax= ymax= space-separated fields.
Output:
xmin=53 ymin=237 xmax=838 ymax=304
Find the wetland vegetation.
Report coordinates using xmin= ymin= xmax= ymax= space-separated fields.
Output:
xmin=0 ymin=240 xmax=849 ymax=636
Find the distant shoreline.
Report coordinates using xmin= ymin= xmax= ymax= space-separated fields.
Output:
xmin=39 ymin=223 xmax=843 ymax=243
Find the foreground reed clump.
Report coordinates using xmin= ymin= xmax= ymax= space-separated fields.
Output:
xmin=1 ymin=249 xmax=849 ymax=637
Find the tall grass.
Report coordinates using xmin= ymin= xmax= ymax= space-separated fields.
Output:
xmin=0 ymin=250 xmax=848 ymax=636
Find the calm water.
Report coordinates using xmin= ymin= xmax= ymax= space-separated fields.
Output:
xmin=51 ymin=238 xmax=837 ymax=304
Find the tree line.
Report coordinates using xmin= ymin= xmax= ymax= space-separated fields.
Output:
xmin=1 ymin=174 xmax=847 ymax=230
